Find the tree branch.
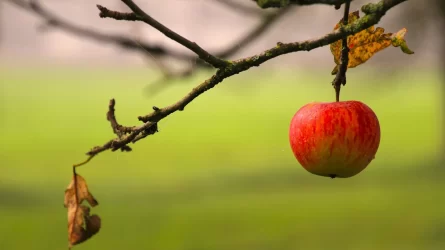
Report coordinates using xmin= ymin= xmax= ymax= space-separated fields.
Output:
xmin=331 ymin=0 xmax=350 ymax=102
xmin=99 ymin=0 xmax=229 ymax=68
xmin=143 ymin=4 xmax=291 ymax=95
xmin=97 ymin=0 xmax=292 ymax=94
xmin=96 ymin=5 xmax=140 ymax=21
xmin=73 ymin=0 xmax=407 ymax=164
xmin=6 ymin=0 xmax=195 ymax=62
xmin=8 ymin=0 xmax=291 ymax=92
xmin=142 ymin=5 xmax=292 ymax=95
xmin=253 ymin=0 xmax=352 ymax=9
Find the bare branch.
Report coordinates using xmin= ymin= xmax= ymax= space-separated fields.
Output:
xmin=107 ymin=99 xmax=136 ymax=136
xmin=78 ymin=0 xmax=407 ymax=163
xmin=143 ymin=5 xmax=293 ymax=95
xmin=253 ymin=0 xmax=352 ymax=8
xmin=96 ymin=5 xmax=140 ymax=21
xmin=6 ymin=0 xmax=196 ymax=62
xmin=331 ymin=0 xmax=351 ymax=102
xmin=143 ymin=4 xmax=292 ymax=94
xmin=99 ymin=0 xmax=229 ymax=68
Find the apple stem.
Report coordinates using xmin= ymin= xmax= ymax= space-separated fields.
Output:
xmin=332 ymin=0 xmax=351 ymax=102
xmin=335 ymin=87 xmax=340 ymax=102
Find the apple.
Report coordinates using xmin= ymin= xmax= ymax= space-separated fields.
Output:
xmin=289 ymin=100 xmax=380 ymax=178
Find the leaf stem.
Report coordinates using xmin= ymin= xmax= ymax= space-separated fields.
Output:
xmin=73 ymin=155 xmax=95 ymax=168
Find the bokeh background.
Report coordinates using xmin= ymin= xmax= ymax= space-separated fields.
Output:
xmin=1 ymin=0 xmax=444 ymax=250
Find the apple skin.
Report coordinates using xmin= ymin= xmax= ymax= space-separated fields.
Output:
xmin=289 ymin=100 xmax=380 ymax=178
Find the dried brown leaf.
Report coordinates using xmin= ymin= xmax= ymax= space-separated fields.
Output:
xmin=64 ymin=173 xmax=101 ymax=249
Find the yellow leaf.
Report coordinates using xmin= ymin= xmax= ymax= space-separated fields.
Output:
xmin=64 ymin=174 xmax=101 ymax=249
xmin=330 ymin=11 xmax=414 ymax=75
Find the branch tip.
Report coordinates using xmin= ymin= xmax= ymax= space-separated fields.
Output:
xmin=118 ymin=0 xmax=228 ymax=68
xmin=97 ymin=4 xmax=139 ymax=21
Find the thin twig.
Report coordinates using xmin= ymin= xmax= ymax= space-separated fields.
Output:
xmin=143 ymin=5 xmax=292 ymax=95
xmin=253 ymin=0 xmax=352 ymax=8
xmin=106 ymin=99 xmax=134 ymax=152
xmin=142 ymin=5 xmax=292 ymax=95
xmin=108 ymin=0 xmax=229 ymax=68
xmin=97 ymin=5 xmax=140 ymax=21
xmin=6 ymin=0 xmax=196 ymax=62
xmin=332 ymin=0 xmax=351 ymax=102
xmin=107 ymin=99 xmax=135 ymax=137
xmin=73 ymin=155 xmax=95 ymax=168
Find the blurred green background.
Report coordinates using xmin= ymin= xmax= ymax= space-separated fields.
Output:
xmin=1 ymin=65 xmax=444 ymax=250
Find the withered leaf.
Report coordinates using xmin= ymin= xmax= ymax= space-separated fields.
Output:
xmin=64 ymin=173 xmax=101 ymax=249
xmin=330 ymin=11 xmax=414 ymax=75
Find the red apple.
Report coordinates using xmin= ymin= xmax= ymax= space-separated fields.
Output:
xmin=289 ymin=100 xmax=380 ymax=178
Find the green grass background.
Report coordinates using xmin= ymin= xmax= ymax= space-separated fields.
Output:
xmin=0 ymin=66 xmax=444 ymax=250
